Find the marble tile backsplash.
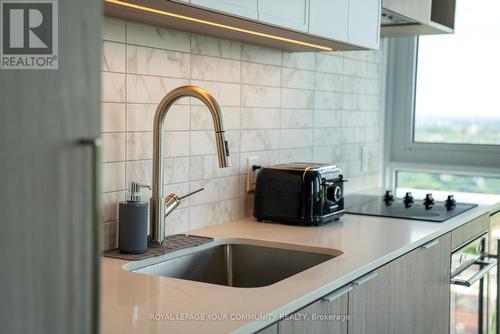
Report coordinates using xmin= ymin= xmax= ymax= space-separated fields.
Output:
xmin=101 ymin=17 xmax=386 ymax=250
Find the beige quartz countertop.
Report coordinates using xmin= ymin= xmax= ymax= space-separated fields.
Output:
xmin=101 ymin=201 xmax=500 ymax=334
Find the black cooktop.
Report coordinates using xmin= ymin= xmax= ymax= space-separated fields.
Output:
xmin=345 ymin=191 xmax=477 ymax=222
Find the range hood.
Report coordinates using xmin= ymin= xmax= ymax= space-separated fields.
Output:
xmin=381 ymin=8 xmax=416 ymax=26
xmin=380 ymin=0 xmax=455 ymax=37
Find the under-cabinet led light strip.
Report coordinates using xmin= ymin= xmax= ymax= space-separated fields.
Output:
xmin=105 ymin=0 xmax=334 ymax=51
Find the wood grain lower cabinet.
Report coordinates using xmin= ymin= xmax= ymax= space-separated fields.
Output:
xmin=348 ymin=234 xmax=451 ymax=334
xmin=257 ymin=323 xmax=278 ymax=334
xmin=406 ymin=234 xmax=451 ymax=334
xmin=278 ymin=286 xmax=350 ymax=334
xmin=273 ymin=234 xmax=452 ymax=334
xmin=451 ymin=213 xmax=489 ymax=250
xmin=348 ymin=266 xmax=394 ymax=334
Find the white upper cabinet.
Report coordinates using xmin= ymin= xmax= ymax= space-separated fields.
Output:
xmin=257 ymin=0 xmax=309 ymax=32
xmin=190 ymin=0 xmax=258 ymax=19
xmin=348 ymin=0 xmax=381 ymax=49
xmin=309 ymin=0 xmax=348 ymax=41
xmin=181 ymin=0 xmax=382 ymax=50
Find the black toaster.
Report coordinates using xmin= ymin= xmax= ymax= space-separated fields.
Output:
xmin=254 ymin=163 xmax=345 ymax=225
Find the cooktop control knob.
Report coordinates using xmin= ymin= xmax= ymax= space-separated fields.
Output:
xmin=445 ymin=195 xmax=457 ymax=211
xmin=423 ymin=193 xmax=435 ymax=210
xmin=383 ymin=190 xmax=394 ymax=205
xmin=403 ymin=192 xmax=414 ymax=208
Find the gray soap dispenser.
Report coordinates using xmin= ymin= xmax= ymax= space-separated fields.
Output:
xmin=118 ymin=182 xmax=150 ymax=254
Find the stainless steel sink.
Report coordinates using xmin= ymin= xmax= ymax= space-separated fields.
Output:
xmin=125 ymin=239 xmax=341 ymax=288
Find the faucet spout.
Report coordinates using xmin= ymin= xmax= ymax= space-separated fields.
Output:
xmin=149 ymin=86 xmax=231 ymax=246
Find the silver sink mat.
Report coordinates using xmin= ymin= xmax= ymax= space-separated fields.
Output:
xmin=103 ymin=234 xmax=214 ymax=261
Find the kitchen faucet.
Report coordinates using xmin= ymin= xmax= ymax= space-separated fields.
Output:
xmin=149 ymin=86 xmax=231 ymax=246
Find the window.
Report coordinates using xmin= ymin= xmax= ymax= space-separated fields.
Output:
xmin=396 ymin=171 xmax=500 ymax=202
xmin=385 ymin=0 xmax=500 ymax=194
xmin=413 ymin=0 xmax=500 ymax=145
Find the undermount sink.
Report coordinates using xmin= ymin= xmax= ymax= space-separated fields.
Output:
xmin=124 ymin=239 xmax=342 ymax=288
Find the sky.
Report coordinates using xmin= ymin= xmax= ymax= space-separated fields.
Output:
xmin=415 ymin=0 xmax=500 ymax=119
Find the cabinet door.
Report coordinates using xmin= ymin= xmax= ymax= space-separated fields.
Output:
xmin=257 ymin=323 xmax=278 ymax=334
xmin=0 ymin=0 xmax=101 ymax=333
xmin=406 ymin=235 xmax=451 ymax=334
xmin=278 ymin=286 xmax=350 ymax=333
xmin=191 ymin=0 xmax=258 ymax=19
xmin=258 ymin=0 xmax=309 ymax=32
xmin=349 ymin=234 xmax=451 ymax=334
xmin=348 ymin=0 xmax=381 ymax=49
xmin=348 ymin=268 xmax=395 ymax=334
xmin=309 ymin=0 xmax=348 ymax=41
